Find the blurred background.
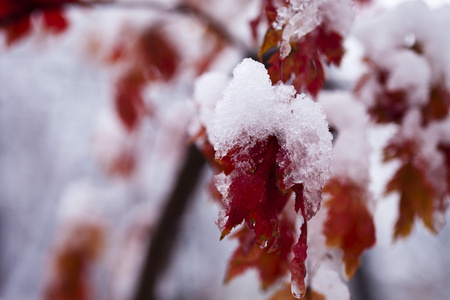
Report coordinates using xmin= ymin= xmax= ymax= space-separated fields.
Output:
xmin=1 ymin=0 xmax=450 ymax=299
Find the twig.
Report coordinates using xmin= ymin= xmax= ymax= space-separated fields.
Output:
xmin=132 ymin=144 xmax=206 ymax=300
xmin=0 ymin=0 xmax=251 ymax=53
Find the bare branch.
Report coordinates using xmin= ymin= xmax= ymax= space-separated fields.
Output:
xmin=132 ymin=144 xmax=206 ymax=300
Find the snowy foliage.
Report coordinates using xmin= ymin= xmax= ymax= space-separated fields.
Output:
xmin=210 ymin=58 xmax=332 ymax=213
xmin=2 ymin=0 xmax=450 ymax=300
xmin=274 ymin=0 xmax=354 ymax=58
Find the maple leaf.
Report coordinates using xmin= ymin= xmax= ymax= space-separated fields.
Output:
xmin=209 ymin=58 xmax=332 ymax=297
xmin=219 ymin=136 xmax=292 ymax=244
xmin=383 ymin=140 xmax=438 ymax=239
xmin=322 ymin=178 xmax=376 ymax=278
xmin=216 ymin=137 xmax=312 ymax=296
xmin=386 ymin=161 xmax=437 ymax=239
xmin=136 ymin=26 xmax=180 ymax=81
xmin=225 ymin=215 xmax=295 ymax=289
xmin=270 ymin=284 xmax=326 ymax=300
xmin=354 ymin=68 xmax=409 ymax=124
xmin=216 ymin=136 xmax=318 ymax=294
xmin=109 ymin=26 xmax=180 ymax=130
xmin=264 ymin=26 xmax=345 ymax=97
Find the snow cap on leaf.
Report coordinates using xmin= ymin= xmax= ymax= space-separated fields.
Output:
xmin=210 ymin=58 xmax=332 ymax=219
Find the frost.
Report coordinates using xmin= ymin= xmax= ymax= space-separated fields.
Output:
xmin=210 ymin=58 xmax=332 ymax=214
xmin=214 ymin=172 xmax=231 ymax=203
xmin=275 ymin=0 xmax=354 ymax=58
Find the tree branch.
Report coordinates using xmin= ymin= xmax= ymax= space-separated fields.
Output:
xmin=0 ymin=0 xmax=251 ymax=53
xmin=132 ymin=144 xmax=206 ymax=300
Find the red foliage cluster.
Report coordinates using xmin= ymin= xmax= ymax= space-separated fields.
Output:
xmin=217 ymin=137 xmax=293 ymax=242
xmin=383 ymin=140 xmax=447 ymax=239
xmin=322 ymin=178 xmax=376 ymax=277
xmin=43 ymin=223 xmax=104 ymax=300
xmin=207 ymin=135 xmax=312 ymax=296
xmin=109 ymin=26 xmax=181 ymax=132
xmin=356 ymin=67 xmax=450 ymax=126
xmin=252 ymin=0 xmax=345 ymax=97
xmin=0 ymin=0 xmax=76 ymax=45
xmin=225 ymin=218 xmax=295 ymax=289
xmin=264 ymin=25 xmax=344 ymax=97
xmin=355 ymin=32 xmax=450 ymax=240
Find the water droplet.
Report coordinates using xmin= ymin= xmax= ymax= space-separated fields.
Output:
xmin=291 ymin=282 xmax=305 ymax=299
xmin=259 ymin=240 xmax=268 ymax=249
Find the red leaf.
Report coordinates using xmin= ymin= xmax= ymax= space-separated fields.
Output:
xmin=42 ymin=9 xmax=68 ymax=33
xmin=316 ymin=27 xmax=345 ymax=66
xmin=219 ymin=136 xmax=291 ymax=243
xmin=137 ymin=26 xmax=180 ymax=81
xmin=384 ymin=140 xmax=439 ymax=239
xmin=359 ymin=69 xmax=409 ymax=124
xmin=322 ymin=178 xmax=376 ymax=278
xmin=387 ymin=162 xmax=437 ymax=239
xmin=114 ymin=71 xmax=147 ymax=131
xmin=225 ymin=215 xmax=295 ymax=289
xmin=1 ymin=1 xmax=74 ymax=46
xmin=264 ymin=26 xmax=345 ymax=97
xmin=216 ymin=135 xmax=314 ymax=291
xmin=356 ymin=63 xmax=449 ymax=125
xmin=4 ymin=16 xmax=31 ymax=45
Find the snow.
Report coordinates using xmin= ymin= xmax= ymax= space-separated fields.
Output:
xmin=189 ymin=72 xmax=230 ymax=145
xmin=210 ymin=58 xmax=332 ymax=211
xmin=311 ymin=268 xmax=350 ymax=300
xmin=319 ymin=91 xmax=371 ymax=187
xmin=275 ymin=0 xmax=354 ymax=58
xmin=385 ymin=50 xmax=431 ymax=105
xmin=354 ymin=1 xmax=450 ymax=95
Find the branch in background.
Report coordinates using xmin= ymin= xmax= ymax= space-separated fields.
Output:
xmin=132 ymin=144 xmax=206 ymax=300
xmin=0 ymin=0 xmax=251 ymax=53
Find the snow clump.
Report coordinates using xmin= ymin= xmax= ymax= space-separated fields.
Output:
xmin=210 ymin=58 xmax=332 ymax=212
